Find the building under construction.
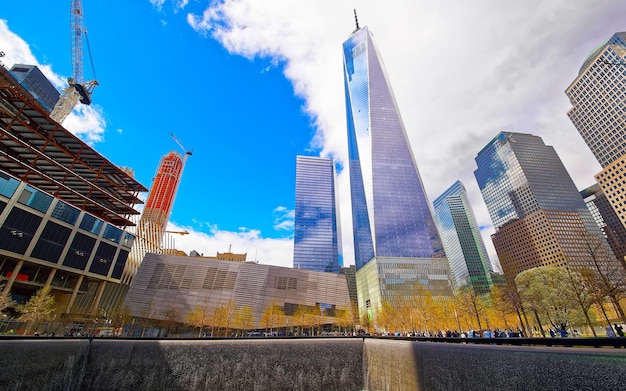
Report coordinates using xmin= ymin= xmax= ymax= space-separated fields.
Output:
xmin=0 ymin=65 xmax=148 ymax=320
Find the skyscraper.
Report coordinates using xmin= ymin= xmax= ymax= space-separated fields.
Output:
xmin=565 ymin=32 xmax=626 ymax=168
xmin=293 ymin=155 xmax=341 ymax=273
xmin=9 ymin=64 xmax=60 ymax=113
xmin=433 ymin=181 xmax=493 ymax=294
xmin=140 ymin=151 xmax=188 ymax=238
xmin=474 ymin=132 xmax=619 ymax=282
xmin=566 ymin=32 xmax=626 ymax=232
xmin=343 ymin=24 xmax=452 ymax=315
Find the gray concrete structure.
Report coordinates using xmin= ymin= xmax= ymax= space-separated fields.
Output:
xmin=123 ymin=253 xmax=353 ymax=329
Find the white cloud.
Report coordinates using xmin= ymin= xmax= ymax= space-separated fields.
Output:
xmin=167 ymin=222 xmax=293 ymax=268
xmin=179 ymin=0 xmax=626 ymax=268
xmin=272 ymin=206 xmax=295 ymax=232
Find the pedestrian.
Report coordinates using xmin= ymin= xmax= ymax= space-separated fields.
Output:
xmin=614 ymin=324 xmax=624 ymax=337
xmin=549 ymin=329 xmax=555 ymax=338
xmin=606 ymin=325 xmax=616 ymax=337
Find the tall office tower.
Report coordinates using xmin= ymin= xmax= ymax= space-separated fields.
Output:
xmin=9 ymin=64 xmax=60 ymax=113
xmin=474 ymin=132 xmax=620 ymax=282
xmin=140 ymin=151 xmax=187 ymax=234
xmin=433 ymin=181 xmax=493 ymax=294
xmin=566 ymin=32 xmax=626 ymax=231
xmin=293 ymin=156 xmax=341 ymax=273
xmin=565 ymin=32 xmax=626 ymax=168
xmin=343 ymin=23 xmax=453 ymax=316
xmin=581 ymin=184 xmax=626 ymax=270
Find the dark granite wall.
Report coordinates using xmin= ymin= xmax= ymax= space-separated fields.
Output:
xmin=1 ymin=338 xmax=625 ymax=390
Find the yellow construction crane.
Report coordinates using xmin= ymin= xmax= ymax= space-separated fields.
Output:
xmin=50 ymin=0 xmax=98 ymax=124
xmin=165 ymin=230 xmax=189 ymax=235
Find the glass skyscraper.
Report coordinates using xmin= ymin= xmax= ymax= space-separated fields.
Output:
xmin=433 ymin=181 xmax=493 ymax=294
xmin=474 ymin=132 xmax=619 ymax=281
xmin=293 ymin=156 xmax=341 ymax=273
xmin=343 ymin=25 xmax=452 ymax=315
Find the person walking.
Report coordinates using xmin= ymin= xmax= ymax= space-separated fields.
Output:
xmin=606 ymin=325 xmax=616 ymax=337
xmin=614 ymin=324 xmax=624 ymax=337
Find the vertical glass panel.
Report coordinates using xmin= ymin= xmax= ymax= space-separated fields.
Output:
xmin=102 ymin=224 xmax=122 ymax=244
xmin=79 ymin=214 xmax=104 ymax=235
xmin=0 ymin=171 xmax=19 ymax=198
xmin=17 ymin=185 xmax=52 ymax=213
xmin=51 ymin=200 xmax=80 ymax=225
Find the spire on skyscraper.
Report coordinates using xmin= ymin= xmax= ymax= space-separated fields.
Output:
xmin=353 ymin=9 xmax=360 ymax=31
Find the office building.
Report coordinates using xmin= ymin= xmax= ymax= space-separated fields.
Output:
xmin=474 ymin=132 xmax=620 ymax=282
xmin=433 ymin=181 xmax=493 ymax=294
xmin=0 ymin=66 xmax=147 ymax=317
xmin=342 ymin=23 xmax=453 ymax=316
xmin=581 ymin=184 xmax=626 ymax=270
xmin=566 ymin=32 xmax=626 ymax=232
xmin=565 ymin=32 xmax=626 ymax=168
xmin=9 ymin=64 xmax=60 ymax=113
xmin=293 ymin=156 xmax=341 ymax=273
xmin=123 ymin=252 xmax=353 ymax=331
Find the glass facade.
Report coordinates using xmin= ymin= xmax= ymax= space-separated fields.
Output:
xmin=293 ymin=156 xmax=341 ymax=273
xmin=474 ymin=132 xmax=619 ymax=280
xmin=433 ymin=181 xmax=493 ymax=294
xmin=9 ymin=64 xmax=60 ymax=113
xmin=343 ymin=26 xmax=452 ymax=313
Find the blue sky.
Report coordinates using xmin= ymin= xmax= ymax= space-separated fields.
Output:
xmin=2 ymin=1 xmax=626 ymax=269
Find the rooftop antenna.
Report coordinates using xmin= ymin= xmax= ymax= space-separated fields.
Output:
xmin=354 ymin=9 xmax=360 ymax=30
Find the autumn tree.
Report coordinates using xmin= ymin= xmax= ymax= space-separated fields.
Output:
xmin=260 ymin=301 xmax=285 ymax=334
xmin=334 ymin=306 xmax=354 ymax=334
xmin=213 ymin=300 xmax=238 ymax=337
xmin=292 ymin=305 xmax=312 ymax=335
xmin=577 ymin=234 xmax=626 ymax=324
xmin=185 ymin=304 xmax=211 ymax=337
xmin=490 ymin=281 xmax=531 ymax=336
xmin=456 ymin=285 xmax=489 ymax=330
xmin=0 ymin=289 xmax=16 ymax=313
xmin=235 ymin=306 xmax=254 ymax=335
xmin=160 ymin=306 xmax=181 ymax=337
xmin=17 ymin=286 xmax=56 ymax=335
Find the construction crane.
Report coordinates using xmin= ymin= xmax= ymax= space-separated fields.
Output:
xmin=50 ymin=0 xmax=98 ymax=124
xmin=169 ymin=132 xmax=193 ymax=164
xmin=165 ymin=230 xmax=189 ymax=235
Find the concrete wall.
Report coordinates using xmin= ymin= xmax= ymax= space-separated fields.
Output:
xmin=0 ymin=338 xmax=624 ymax=390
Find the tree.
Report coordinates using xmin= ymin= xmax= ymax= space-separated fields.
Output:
xmin=334 ymin=306 xmax=354 ymax=334
xmin=212 ymin=300 xmax=237 ymax=337
xmin=516 ymin=266 xmax=589 ymax=337
xmin=562 ymin=266 xmax=598 ymax=336
xmin=292 ymin=305 xmax=311 ymax=335
xmin=17 ymin=286 xmax=55 ymax=335
xmin=185 ymin=304 xmax=211 ymax=337
xmin=577 ymin=234 xmax=626 ymax=324
xmin=160 ymin=306 xmax=181 ymax=337
xmin=0 ymin=290 xmax=16 ymax=313
xmin=456 ymin=285 xmax=488 ymax=330
xmin=234 ymin=306 xmax=254 ymax=335
xmin=260 ymin=301 xmax=285 ymax=334
xmin=110 ymin=304 xmax=132 ymax=330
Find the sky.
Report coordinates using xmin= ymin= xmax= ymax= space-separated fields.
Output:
xmin=1 ymin=0 xmax=625 ymax=271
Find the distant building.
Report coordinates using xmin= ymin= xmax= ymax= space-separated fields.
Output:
xmin=140 ymin=151 xmax=187 ymax=235
xmin=582 ymin=184 xmax=626 ymax=271
xmin=9 ymin=64 xmax=60 ymax=113
xmin=0 ymin=66 xmax=146 ymax=317
xmin=293 ymin=156 xmax=341 ymax=273
xmin=342 ymin=23 xmax=453 ymax=317
xmin=433 ymin=181 xmax=493 ymax=294
xmin=123 ymin=253 xmax=353 ymax=331
xmin=189 ymin=250 xmax=248 ymax=263
xmin=474 ymin=132 xmax=620 ymax=282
